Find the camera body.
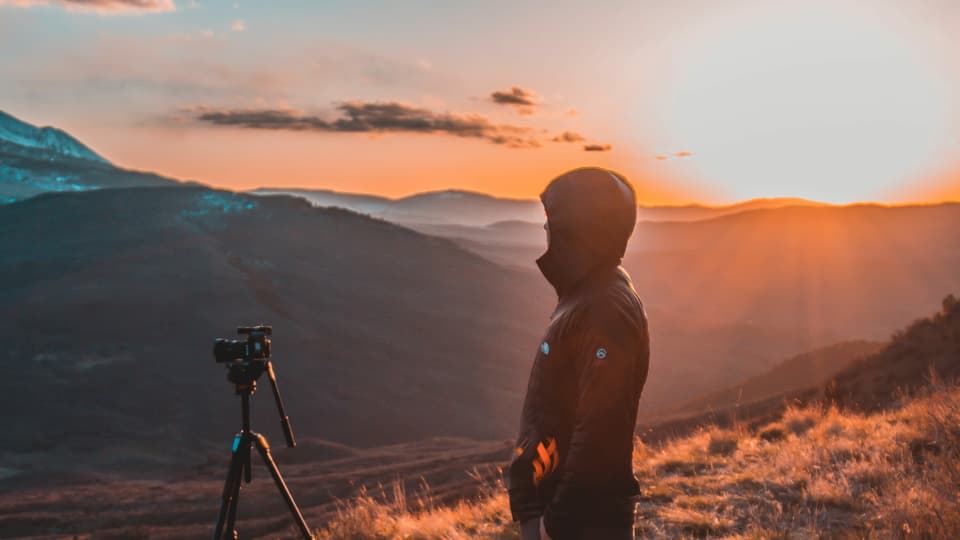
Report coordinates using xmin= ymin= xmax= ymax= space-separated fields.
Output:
xmin=214 ymin=325 xmax=272 ymax=364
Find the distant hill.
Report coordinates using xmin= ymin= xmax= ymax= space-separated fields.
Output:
xmin=250 ymin=188 xmax=394 ymax=216
xmin=643 ymin=294 xmax=960 ymax=441
xmin=251 ymin=187 xmax=825 ymax=227
xmin=251 ymin=188 xmax=544 ymax=226
xmin=828 ymin=294 xmax=960 ymax=410
xmin=636 ymin=197 xmax=825 ymax=222
xmin=661 ymin=340 xmax=884 ymax=418
xmin=0 ymin=110 xmax=182 ymax=203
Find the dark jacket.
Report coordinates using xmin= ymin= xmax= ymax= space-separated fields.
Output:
xmin=508 ymin=168 xmax=650 ymax=540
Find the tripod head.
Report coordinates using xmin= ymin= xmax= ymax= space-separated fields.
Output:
xmin=214 ymin=325 xmax=297 ymax=448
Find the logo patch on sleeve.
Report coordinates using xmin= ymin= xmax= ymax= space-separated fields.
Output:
xmin=596 ymin=347 xmax=607 ymax=359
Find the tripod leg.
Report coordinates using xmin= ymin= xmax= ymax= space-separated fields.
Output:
xmin=226 ymin=434 xmax=254 ymax=538
xmin=252 ymin=433 xmax=314 ymax=539
xmin=224 ymin=455 xmax=243 ymax=539
xmin=244 ymin=439 xmax=252 ymax=484
xmin=214 ymin=434 xmax=246 ymax=540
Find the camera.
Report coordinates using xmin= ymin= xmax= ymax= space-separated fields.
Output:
xmin=214 ymin=325 xmax=272 ymax=363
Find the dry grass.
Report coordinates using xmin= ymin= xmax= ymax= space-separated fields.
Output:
xmin=316 ymin=382 xmax=960 ymax=539
xmin=316 ymin=474 xmax=518 ymax=540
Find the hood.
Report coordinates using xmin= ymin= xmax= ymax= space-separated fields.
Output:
xmin=536 ymin=167 xmax=638 ymax=297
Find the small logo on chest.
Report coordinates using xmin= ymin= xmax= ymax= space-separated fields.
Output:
xmin=596 ymin=347 xmax=607 ymax=359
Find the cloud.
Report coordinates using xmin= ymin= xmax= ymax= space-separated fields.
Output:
xmin=491 ymin=86 xmax=538 ymax=106
xmin=490 ymin=86 xmax=541 ymax=115
xmin=0 ymin=0 xmax=176 ymax=13
xmin=189 ymin=101 xmax=542 ymax=148
xmin=231 ymin=19 xmax=245 ymax=31
xmin=551 ymin=131 xmax=585 ymax=143
xmin=584 ymin=143 xmax=612 ymax=152
xmin=653 ymin=151 xmax=694 ymax=161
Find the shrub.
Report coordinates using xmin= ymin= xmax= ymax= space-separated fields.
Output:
xmin=759 ymin=425 xmax=787 ymax=442
xmin=782 ymin=405 xmax=821 ymax=435
xmin=708 ymin=429 xmax=740 ymax=456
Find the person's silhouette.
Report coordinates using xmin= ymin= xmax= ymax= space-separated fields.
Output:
xmin=509 ymin=167 xmax=650 ymax=540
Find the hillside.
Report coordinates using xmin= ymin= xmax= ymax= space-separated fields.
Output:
xmin=661 ymin=340 xmax=883 ymax=418
xmin=17 ymin=378 xmax=953 ymax=540
xmin=310 ymin=381 xmax=960 ymax=539
xmin=0 ymin=186 xmax=552 ymax=478
xmin=643 ymin=294 xmax=960 ymax=442
xmin=1 ymin=295 xmax=954 ymax=538
xmin=829 ymin=293 xmax=960 ymax=410
xmin=0 ymin=185 xmax=884 ymax=485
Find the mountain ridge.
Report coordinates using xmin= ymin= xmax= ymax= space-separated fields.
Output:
xmin=0 ymin=110 xmax=183 ymax=203
xmin=0 ymin=110 xmax=108 ymax=164
xmin=250 ymin=186 xmax=831 ymax=227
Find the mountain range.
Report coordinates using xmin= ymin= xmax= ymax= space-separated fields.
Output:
xmin=251 ymin=187 xmax=827 ymax=227
xmin=1 ymin=110 xmax=958 ymax=485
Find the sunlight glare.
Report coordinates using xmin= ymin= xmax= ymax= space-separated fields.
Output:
xmin=646 ymin=3 xmax=955 ymax=203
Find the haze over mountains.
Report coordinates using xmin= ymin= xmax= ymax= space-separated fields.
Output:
xmin=251 ymin=187 xmax=826 ymax=227
xmin=1 ymin=111 xmax=958 ymax=486
xmin=395 ymin=201 xmax=960 ymax=407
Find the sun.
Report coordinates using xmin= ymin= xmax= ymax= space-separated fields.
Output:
xmin=642 ymin=2 xmax=956 ymax=203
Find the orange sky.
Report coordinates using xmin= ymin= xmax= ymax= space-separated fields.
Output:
xmin=96 ymin=124 xmax=704 ymax=204
xmin=3 ymin=1 xmax=960 ymax=204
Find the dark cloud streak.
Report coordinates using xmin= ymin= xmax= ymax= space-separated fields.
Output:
xmin=490 ymin=86 xmax=541 ymax=115
xmin=551 ymin=131 xmax=585 ymax=143
xmin=191 ymin=102 xmax=542 ymax=148
xmin=490 ymin=86 xmax=538 ymax=107
xmin=583 ymin=144 xmax=612 ymax=152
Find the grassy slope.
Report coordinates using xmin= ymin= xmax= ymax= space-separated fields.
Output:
xmin=316 ymin=381 xmax=959 ymax=540
xmin=316 ymin=297 xmax=960 ymax=539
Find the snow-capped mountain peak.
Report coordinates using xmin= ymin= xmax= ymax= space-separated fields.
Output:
xmin=0 ymin=110 xmax=109 ymax=164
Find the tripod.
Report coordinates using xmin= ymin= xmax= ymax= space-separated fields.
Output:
xmin=213 ymin=359 xmax=314 ymax=540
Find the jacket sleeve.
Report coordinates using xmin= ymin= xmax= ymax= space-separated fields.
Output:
xmin=542 ymin=305 xmax=643 ymax=539
xmin=508 ymin=436 xmax=546 ymax=521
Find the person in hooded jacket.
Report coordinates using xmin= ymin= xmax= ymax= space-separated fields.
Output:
xmin=509 ymin=167 xmax=650 ymax=540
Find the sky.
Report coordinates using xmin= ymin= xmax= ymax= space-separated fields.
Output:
xmin=2 ymin=0 xmax=960 ymax=204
